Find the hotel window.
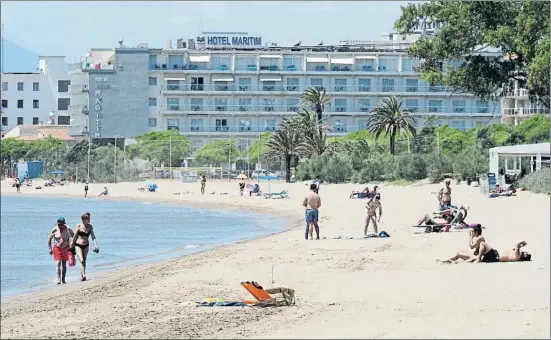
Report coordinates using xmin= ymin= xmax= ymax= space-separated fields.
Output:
xmin=33 ymin=82 xmax=40 ymax=91
xmin=451 ymin=120 xmax=466 ymax=131
xmin=452 ymin=100 xmax=466 ymax=113
xmin=58 ymin=116 xmax=70 ymax=125
xmin=402 ymin=58 xmax=419 ymax=72
xmin=192 ymin=140 xmax=203 ymax=153
xmin=310 ymin=78 xmax=323 ymax=91
xmin=149 ymin=55 xmax=158 ymax=69
xmin=265 ymin=119 xmax=276 ymax=131
xmin=358 ymin=79 xmax=371 ymax=92
xmin=358 ymin=99 xmax=371 ymax=113
xmin=167 ymin=98 xmax=180 ymax=111
xmin=356 ymin=58 xmax=375 ymax=72
xmin=262 ymin=81 xmax=276 ymax=91
xmin=167 ymin=119 xmax=180 ymax=131
xmin=190 ymin=77 xmax=204 ymax=91
xmin=168 ymin=55 xmax=184 ymax=70
xmin=428 ymin=100 xmax=442 ymax=113
xmin=405 ymin=99 xmax=418 ymax=112
xmin=17 ymin=99 xmax=24 ymax=109
xmin=334 ymin=79 xmax=347 ymax=92
xmin=33 ymin=117 xmax=39 ymax=125
xmin=283 ymin=57 xmax=301 ymax=71
xmin=1 ymin=117 xmax=7 ymax=126
xmin=149 ymin=77 xmax=157 ymax=86
xmin=215 ymin=98 xmax=227 ymax=111
xmin=405 ymin=79 xmax=419 ymax=92
xmin=149 ymin=98 xmax=157 ymax=107
xmin=17 ymin=117 xmax=24 ymax=125
xmin=334 ymin=119 xmax=347 ymax=133
xmin=382 ymin=78 xmax=395 ymax=92
xmin=211 ymin=56 xmax=231 ymax=71
xmin=214 ymin=80 xmax=232 ymax=92
xmin=378 ymin=58 xmax=397 ymax=72
xmin=334 ymin=99 xmax=347 ymax=112
xmin=259 ymin=57 xmax=279 ymax=71
xmin=191 ymin=119 xmax=203 ymax=131
xmin=263 ymin=98 xmax=275 ymax=112
xmin=239 ymin=98 xmax=252 ymax=111
xmin=215 ymin=119 xmax=229 ymax=131
xmin=191 ymin=98 xmax=203 ymax=111
xmin=238 ymin=78 xmax=251 ymax=91
xmin=475 ymin=100 xmax=489 ymax=113
xmin=235 ymin=56 xmax=256 ymax=71
xmin=1 ymin=82 xmax=7 ymax=91
xmin=239 ymin=119 xmax=252 ymax=131
xmin=1 ymin=99 xmax=7 ymax=108
xmin=286 ymin=98 xmax=299 ymax=112
xmin=149 ymin=118 xmax=157 ymax=127
xmin=358 ymin=119 xmax=368 ymax=130
xmin=17 ymin=82 xmax=23 ymax=91
xmin=57 ymin=80 xmax=70 ymax=93
xmin=167 ymin=80 xmax=182 ymax=91
xmin=33 ymin=99 xmax=39 ymax=109
xmin=286 ymin=78 xmax=299 ymax=91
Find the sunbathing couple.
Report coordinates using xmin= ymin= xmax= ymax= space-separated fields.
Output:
xmin=350 ymin=186 xmax=378 ymax=199
xmin=416 ymin=205 xmax=469 ymax=233
xmin=438 ymin=225 xmax=531 ymax=264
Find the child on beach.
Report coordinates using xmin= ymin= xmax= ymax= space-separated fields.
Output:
xmin=364 ymin=194 xmax=382 ymax=237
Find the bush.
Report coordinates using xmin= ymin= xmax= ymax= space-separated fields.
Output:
xmin=426 ymin=150 xmax=453 ymax=183
xmin=351 ymin=153 xmax=394 ymax=183
xmin=452 ymin=145 xmax=489 ymax=181
xmin=518 ymin=168 xmax=550 ymax=194
xmin=296 ymin=155 xmax=353 ymax=183
xmin=393 ymin=153 xmax=427 ymax=180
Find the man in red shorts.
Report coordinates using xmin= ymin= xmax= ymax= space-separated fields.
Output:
xmin=47 ymin=217 xmax=75 ymax=284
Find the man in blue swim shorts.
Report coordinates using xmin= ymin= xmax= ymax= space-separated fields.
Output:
xmin=303 ymin=183 xmax=321 ymax=240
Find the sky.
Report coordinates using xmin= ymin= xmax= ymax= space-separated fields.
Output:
xmin=1 ymin=1 xmax=405 ymax=64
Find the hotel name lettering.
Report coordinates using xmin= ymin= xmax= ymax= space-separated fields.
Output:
xmin=197 ymin=35 xmax=262 ymax=47
xmin=93 ymin=76 xmax=113 ymax=138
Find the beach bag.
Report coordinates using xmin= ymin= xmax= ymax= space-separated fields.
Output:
xmin=68 ymin=250 xmax=76 ymax=267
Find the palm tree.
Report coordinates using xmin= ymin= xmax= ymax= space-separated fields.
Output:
xmin=289 ymin=110 xmax=339 ymax=156
xmin=264 ymin=119 xmax=308 ymax=182
xmin=366 ymin=96 xmax=417 ymax=155
xmin=300 ymin=87 xmax=330 ymax=140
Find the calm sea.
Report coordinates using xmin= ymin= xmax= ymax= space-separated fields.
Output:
xmin=1 ymin=195 xmax=283 ymax=298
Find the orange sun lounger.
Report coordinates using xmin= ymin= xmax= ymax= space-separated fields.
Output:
xmin=241 ymin=281 xmax=296 ymax=307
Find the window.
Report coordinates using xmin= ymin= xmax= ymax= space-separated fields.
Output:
xmin=334 ymin=119 xmax=347 ymax=133
xmin=263 ymin=98 xmax=275 ymax=112
xmin=215 ymin=81 xmax=230 ymax=92
xmin=58 ymin=116 xmax=70 ymax=125
xmin=259 ymin=57 xmax=279 ymax=71
xmin=402 ymin=58 xmax=418 ymax=72
xmin=167 ymin=119 xmax=180 ymax=131
xmin=265 ymin=119 xmax=276 ymax=131
xmin=262 ymin=81 xmax=276 ymax=91
xmin=235 ymin=57 xmax=256 ymax=71
xmin=1 ymin=82 xmax=7 ymax=91
xmin=58 ymin=98 xmax=70 ymax=110
xmin=310 ymin=78 xmax=323 ymax=91
xmin=17 ymin=117 xmax=24 ymax=125
xmin=238 ymin=98 xmax=252 ymax=111
xmin=358 ymin=119 xmax=368 ymax=130
xmin=358 ymin=79 xmax=371 ymax=92
xmin=334 ymin=99 xmax=347 ymax=112
xmin=149 ymin=55 xmax=158 ymax=69
xmin=57 ymin=80 xmax=70 ymax=93
xmin=211 ymin=55 xmax=231 ymax=71
xmin=429 ymin=83 xmax=443 ymax=92
xmin=214 ymin=98 xmax=227 ymax=111
xmin=1 ymin=99 xmax=7 ymax=108
xmin=149 ymin=98 xmax=157 ymax=107
xmin=358 ymin=99 xmax=371 ymax=112
xmin=17 ymin=100 xmax=24 ymax=109
xmin=149 ymin=77 xmax=157 ymax=86
xmin=190 ymin=98 xmax=203 ymax=111
xmin=451 ymin=120 xmax=466 ymax=131
xmin=238 ymin=78 xmax=252 ymax=91
xmin=405 ymin=79 xmax=419 ymax=92
xmin=286 ymin=78 xmax=299 ymax=91
xmin=167 ymin=98 xmax=180 ymax=110
xmin=215 ymin=119 xmax=229 ymax=131
xmin=428 ymin=100 xmax=442 ymax=113
xmin=334 ymin=79 xmax=347 ymax=92
xmin=286 ymin=98 xmax=299 ymax=112
xmin=190 ymin=77 xmax=204 ymax=91
xmin=452 ymin=100 xmax=466 ymax=113
xmin=167 ymin=80 xmax=181 ymax=91
xmin=168 ymin=55 xmax=184 ymax=69
xmin=405 ymin=99 xmax=419 ymax=112
xmin=1 ymin=117 xmax=7 ymax=126
xmin=356 ymin=58 xmax=374 ymax=72
xmin=239 ymin=119 xmax=251 ymax=131
xmin=382 ymin=78 xmax=395 ymax=92
xmin=284 ymin=57 xmax=302 ymax=71
xmin=17 ymin=82 xmax=23 ymax=91
xmin=191 ymin=119 xmax=203 ymax=131
xmin=378 ymin=58 xmax=397 ymax=71
xmin=148 ymin=118 xmax=157 ymax=127
xmin=33 ymin=82 xmax=40 ymax=91
xmin=33 ymin=100 xmax=39 ymax=109
xmin=475 ymin=100 xmax=489 ymax=113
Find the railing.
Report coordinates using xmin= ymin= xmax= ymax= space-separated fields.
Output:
xmin=160 ymin=84 xmax=455 ymax=93
xmin=504 ymin=89 xmax=529 ymax=97
xmin=81 ymin=62 xmax=115 ymax=71
xmin=502 ymin=108 xmax=550 ymax=116
xmin=69 ymin=84 xmax=89 ymax=94
xmin=163 ymin=125 xmax=349 ymax=133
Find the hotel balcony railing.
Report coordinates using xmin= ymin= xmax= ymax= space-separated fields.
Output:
xmin=69 ymin=84 xmax=89 ymax=94
xmin=503 ymin=89 xmax=529 ymax=98
xmin=160 ymin=84 xmax=453 ymax=93
xmin=81 ymin=62 xmax=115 ymax=71
xmin=502 ymin=108 xmax=550 ymax=116
xmin=165 ymin=125 xmax=358 ymax=134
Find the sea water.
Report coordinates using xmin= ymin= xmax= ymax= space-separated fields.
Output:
xmin=1 ymin=195 xmax=283 ymax=297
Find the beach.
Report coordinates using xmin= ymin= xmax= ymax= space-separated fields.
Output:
xmin=1 ymin=179 xmax=549 ymax=339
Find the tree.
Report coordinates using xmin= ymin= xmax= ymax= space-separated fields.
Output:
xmin=289 ymin=110 xmax=339 ymax=157
xmin=132 ymin=130 xmax=190 ymax=167
xmin=264 ymin=119 xmax=308 ymax=183
xmin=0 ymin=138 xmax=28 ymax=169
xmin=366 ymin=96 xmax=416 ymax=155
xmin=25 ymin=137 xmax=67 ymax=173
xmin=194 ymin=139 xmax=239 ymax=165
xmin=300 ymin=87 xmax=330 ymax=140
xmin=247 ymin=132 xmax=272 ymax=164
xmin=394 ymin=1 xmax=550 ymax=106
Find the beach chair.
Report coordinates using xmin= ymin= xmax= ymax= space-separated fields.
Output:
xmin=240 ymin=281 xmax=295 ymax=307
xmin=410 ymin=210 xmax=466 ymax=233
xmin=263 ymin=190 xmax=289 ymax=199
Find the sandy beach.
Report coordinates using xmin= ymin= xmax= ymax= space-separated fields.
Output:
xmin=1 ymin=179 xmax=549 ymax=339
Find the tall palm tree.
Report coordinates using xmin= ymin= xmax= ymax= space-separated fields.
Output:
xmin=289 ymin=110 xmax=339 ymax=156
xmin=366 ymin=96 xmax=416 ymax=155
xmin=300 ymin=87 xmax=330 ymax=140
xmin=264 ymin=119 xmax=308 ymax=183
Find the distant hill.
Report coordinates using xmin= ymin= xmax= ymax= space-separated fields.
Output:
xmin=1 ymin=40 xmax=40 ymax=73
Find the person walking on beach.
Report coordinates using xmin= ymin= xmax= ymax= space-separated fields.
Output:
xmin=303 ymin=183 xmax=321 ymax=240
xmin=70 ymin=212 xmax=99 ymax=281
xmin=84 ymin=182 xmax=89 ymax=198
xmin=15 ymin=177 xmax=21 ymax=193
xmin=239 ymin=179 xmax=246 ymax=196
xmin=200 ymin=174 xmax=207 ymax=195
xmin=312 ymin=176 xmax=321 ymax=194
xmin=437 ymin=179 xmax=453 ymax=211
xmin=47 ymin=217 xmax=75 ymax=285
xmin=364 ymin=194 xmax=382 ymax=237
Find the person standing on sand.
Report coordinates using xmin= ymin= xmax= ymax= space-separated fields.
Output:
xmin=239 ymin=179 xmax=245 ymax=196
xmin=312 ymin=176 xmax=321 ymax=194
xmin=303 ymin=183 xmax=321 ymax=240
xmin=15 ymin=177 xmax=21 ymax=193
xmin=364 ymin=194 xmax=382 ymax=237
xmin=200 ymin=174 xmax=207 ymax=195
xmin=84 ymin=182 xmax=89 ymax=198
xmin=47 ymin=217 xmax=75 ymax=284
xmin=70 ymin=212 xmax=99 ymax=281
xmin=437 ymin=179 xmax=453 ymax=211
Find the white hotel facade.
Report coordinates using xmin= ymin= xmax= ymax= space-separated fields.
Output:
xmin=68 ymin=31 xmax=545 ymax=153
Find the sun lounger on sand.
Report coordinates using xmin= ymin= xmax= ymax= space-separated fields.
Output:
xmin=241 ymin=281 xmax=295 ymax=307
xmin=264 ymin=190 xmax=289 ymax=199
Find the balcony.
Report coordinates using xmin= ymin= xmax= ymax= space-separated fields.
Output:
xmin=334 ymin=86 xmax=346 ymax=92
xmin=69 ymin=84 xmax=89 ymax=94
xmin=259 ymin=65 xmax=279 ymax=71
xmin=81 ymin=61 xmax=115 ymax=72
xmin=504 ymin=89 xmax=529 ymax=98
xmin=502 ymin=108 xmax=550 ymax=116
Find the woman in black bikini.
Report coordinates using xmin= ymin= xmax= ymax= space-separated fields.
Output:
xmin=70 ymin=212 xmax=99 ymax=281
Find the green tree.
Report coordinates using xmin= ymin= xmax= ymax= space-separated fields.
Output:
xmin=194 ymin=139 xmax=239 ymax=165
xmin=290 ymin=110 xmax=339 ymax=157
xmin=394 ymin=1 xmax=550 ymax=106
xmin=265 ymin=119 xmax=308 ymax=183
xmin=300 ymin=87 xmax=330 ymax=140
xmin=509 ymin=114 xmax=550 ymax=144
xmin=25 ymin=137 xmax=67 ymax=173
xmin=367 ymin=96 xmax=416 ymax=155
xmin=0 ymin=138 xmax=29 ymax=169
xmin=132 ymin=130 xmax=190 ymax=167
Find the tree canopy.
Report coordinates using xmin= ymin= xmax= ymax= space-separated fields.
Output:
xmin=131 ymin=130 xmax=190 ymax=167
xmin=194 ymin=139 xmax=240 ymax=165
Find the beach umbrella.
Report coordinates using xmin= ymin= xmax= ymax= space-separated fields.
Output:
xmin=237 ymin=173 xmax=248 ymax=180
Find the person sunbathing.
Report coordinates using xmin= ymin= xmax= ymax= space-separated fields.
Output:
xmin=437 ymin=224 xmax=487 ymax=263
xmin=350 ymin=187 xmax=370 ymax=199
xmin=416 ymin=205 xmax=468 ymax=233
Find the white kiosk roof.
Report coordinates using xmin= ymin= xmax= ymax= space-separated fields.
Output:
xmin=489 ymin=143 xmax=550 ymax=156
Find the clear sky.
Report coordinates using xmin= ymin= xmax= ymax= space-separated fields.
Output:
xmin=1 ymin=1 xmax=405 ymax=62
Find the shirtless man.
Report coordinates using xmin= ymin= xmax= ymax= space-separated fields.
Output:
xmin=364 ymin=194 xmax=382 ymax=237
xmin=437 ymin=179 xmax=453 ymax=211
xmin=47 ymin=217 xmax=75 ymax=284
xmin=303 ymin=183 xmax=321 ymax=240
xmin=438 ymin=225 xmax=499 ymax=263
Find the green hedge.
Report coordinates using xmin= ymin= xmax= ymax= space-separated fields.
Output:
xmin=518 ymin=168 xmax=550 ymax=195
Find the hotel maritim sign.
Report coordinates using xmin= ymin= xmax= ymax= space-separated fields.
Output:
xmin=197 ymin=34 xmax=262 ymax=48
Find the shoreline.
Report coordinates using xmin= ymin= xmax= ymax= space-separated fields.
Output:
xmin=1 ymin=179 xmax=549 ymax=339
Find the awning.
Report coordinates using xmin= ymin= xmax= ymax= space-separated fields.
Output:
xmin=212 ymin=77 xmax=234 ymax=82
xmin=355 ymin=55 xmax=377 ymax=60
xmin=164 ymin=78 xmax=185 ymax=81
xmin=260 ymin=77 xmax=282 ymax=82
xmin=189 ymin=55 xmax=211 ymax=63
xmin=306 ymin=57 xmax=329 ymax=63
xmin=331 ymin=58 xmax=354 ymax=64
xmin=259 ymin=55 xmax=282 ymax=59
